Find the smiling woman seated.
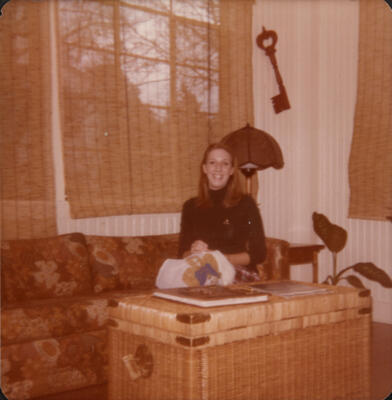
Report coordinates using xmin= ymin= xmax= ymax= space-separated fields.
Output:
xmin=178 ymin=142 xmax=278 ymax=284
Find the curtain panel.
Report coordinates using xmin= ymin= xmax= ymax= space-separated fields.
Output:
xmin=56 ymin=0 xmax=254 ymax=219
xmin=0 ymin=0 xmax=57 ymax=240
xmin=348 ymin=0 xmax=392 ymax=221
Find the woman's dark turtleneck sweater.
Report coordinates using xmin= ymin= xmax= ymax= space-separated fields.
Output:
xmin=209 ymin=186 xmax=227 ymax=205
xmin=178 ymin=186 xmax=267 ymax=270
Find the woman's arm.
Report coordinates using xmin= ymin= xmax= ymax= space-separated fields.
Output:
xmin=224 ymin=252 xmax=250 ymax=267
xmin=245 ymin=196 xmax=267 ymax=265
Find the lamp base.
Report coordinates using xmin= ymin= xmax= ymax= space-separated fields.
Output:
xmin=240 ymin=168 xmax=257 ymax=195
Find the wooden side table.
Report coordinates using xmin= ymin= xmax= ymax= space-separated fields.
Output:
xmin=287 ymin=243 xmax=325 ymax=283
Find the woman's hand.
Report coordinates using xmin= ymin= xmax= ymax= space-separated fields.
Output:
xmin=190 ymin=240 xmax=209 ymax=254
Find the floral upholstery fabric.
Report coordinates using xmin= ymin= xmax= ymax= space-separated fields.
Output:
xmin=232 ymin=238 xmax=290 ymax=283
xmin=1 ymin=233 xmax=92 ymax=304
xmin=2 ymin=296 xmax=110 ymax=345
xmin=1 ymin=330 xmax=107 ymax=400
xmin=0 ymin=232 xmax=290 ymax=400
xmin=85 ymin=234 xmax=179 ymax=293
xmin=233 ymin=265 xmax=261 ymax=283
xmin=257 ymin=237 xmax=290 ymax=280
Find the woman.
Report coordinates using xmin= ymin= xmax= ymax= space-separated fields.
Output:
xmin=178 ymin=142 xmax=267 ymax=281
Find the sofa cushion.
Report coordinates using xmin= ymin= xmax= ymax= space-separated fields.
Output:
xmin=1 ymin=330 xmax=107 ymax=400
xmin=1 ymin=295 xmax=111 ymax=345
xmin=86 ymin=234 xmax=179 ymax=293
xmin=1 ymin=233 xmax=93 ymax=304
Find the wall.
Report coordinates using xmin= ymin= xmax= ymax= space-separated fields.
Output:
xmin=252 ymin=0 xmax=392 ymax=323
xmin=50 ymin=0 xmax=392 ymax=323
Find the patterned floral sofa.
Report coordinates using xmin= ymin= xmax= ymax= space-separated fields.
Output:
xmin=1 ymin=232 xmax=289 ymax=400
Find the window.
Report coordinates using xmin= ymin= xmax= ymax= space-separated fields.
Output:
xmin=57 ymin=0 xmax=254 ymax=218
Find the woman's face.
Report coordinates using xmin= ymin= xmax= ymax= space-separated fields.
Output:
xmin=203 ymin=148 xmax=234 ymax=190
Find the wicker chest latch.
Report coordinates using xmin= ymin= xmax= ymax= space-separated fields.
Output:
xmin=175 ymin=336 xmax=210 ymax=347
xmin=176 ymin=312 xmax=211 ymax=324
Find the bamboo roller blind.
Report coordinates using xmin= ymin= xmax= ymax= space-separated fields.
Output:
xmin=56 ymin=0 xmax=254 ymax=219
xmin=348 ymin=0 xmax=392 ymax=221
xmin=0 ymin=0 xmax=57 ymax=240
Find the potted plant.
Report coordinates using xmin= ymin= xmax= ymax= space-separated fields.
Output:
xmin=312 ymin=212 xmax=392 ymax=289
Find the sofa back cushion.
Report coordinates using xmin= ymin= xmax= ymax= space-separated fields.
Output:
xmin=85 ymin=233 xmax=179 ymax=293
xmin=1 ymin=233 xmax=93 ymax=305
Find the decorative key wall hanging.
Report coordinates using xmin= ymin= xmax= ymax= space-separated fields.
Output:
xmin=256 ymin=27 xmax=291 ymax=114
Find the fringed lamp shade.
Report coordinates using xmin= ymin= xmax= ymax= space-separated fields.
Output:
xmin=221 ymin=124 xmax=284 ymax=195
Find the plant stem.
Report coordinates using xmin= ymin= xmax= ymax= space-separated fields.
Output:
xmin=325 ymin=275 xmax=334 ymax=285
xmin=336 ymin=265 xmax=352 ymax=280
xmin=333 ymin=252 xmax=337 ymax=280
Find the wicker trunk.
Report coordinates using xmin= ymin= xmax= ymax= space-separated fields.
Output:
xmin=108 ymin=282 xmax=371 ymax=400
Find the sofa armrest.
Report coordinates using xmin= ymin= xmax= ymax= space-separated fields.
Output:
xmin=257 ymin=237 xmax=290 ymax=281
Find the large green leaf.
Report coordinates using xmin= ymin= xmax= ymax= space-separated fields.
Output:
xmin=342 ymin=274 xmax=366 ymax=289
xmin=352 ymin=262 xmax=392 ymax=288
xmin=312 ymin=212 xmax=347 ymax=253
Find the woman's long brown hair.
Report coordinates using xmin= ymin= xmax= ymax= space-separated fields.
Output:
xmin=196 ymin=142 xmax=244 ymax=208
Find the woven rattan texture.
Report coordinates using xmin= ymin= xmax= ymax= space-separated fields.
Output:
xmin=0 ymin=0 xmax=57 ymax=239
xmin=55 ymin=1 xmax=255 ymax=218
xmin=109 ymin=284 xmax=371 ymax=336
xmin=348 ymin=0 xmax=392 ymax=220
xmin=108 ymin=316 xmax=370 ymax=400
